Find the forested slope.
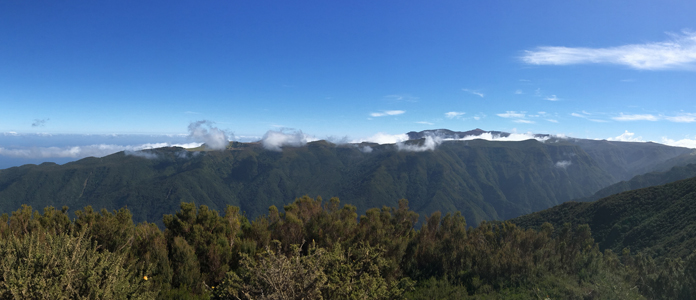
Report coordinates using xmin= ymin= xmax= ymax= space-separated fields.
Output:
xmin=579 ymin=163 xmax=696 ymax=202
xmin=0 ymin=139 xmax=612 ymax=225
xmin=512 ymin=175 xmax=696 ymax=258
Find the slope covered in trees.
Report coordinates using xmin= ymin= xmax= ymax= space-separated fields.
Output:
xmin=512 ymin=175 xmax=696 ymax=258
xmin=4 ymin=198 xmax=695 ymax=299
xmin=0 ymin=138 xmax=616 ymax=225
xmin=406 ymin=129 xmax=694 ymax=182
xmin=579 ymin=163 xmax=696 ymax=202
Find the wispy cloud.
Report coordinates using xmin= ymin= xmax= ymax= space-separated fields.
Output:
xmin=384 ymin=94 xmax=419 ymax=103
xmin=608 ymin=130 xmax=644 ymax=142
xmin=370 ymin=110 xmax=405 ymax=117
xmin=613 ymin=113 xmax=659 ymax=121
xmin=445 ymin=111 xmax=466 ymax=119
xmin=555 ymin=160 xmax=572 ymax=169
xmin=515 ymin=89 xmax=523 ymax=95
xmin=571 ymin=112 xmax=608 ymax=122
xmin=497 ymin=111 xmax=532 ymax=124
xmin=546 ymin=119 xmax=559 ymax=123
xmin=472 ymin=113 xmax=487 ymax=121
xmin=416 ymin=121 xmax=434 ymax=125
xmin=462 ymin=89 xmax=484 ymax=97
xmin=664 ymin=113 xmax=696 ymax=123
xmin=497 ymin=111 xmax=526 ymax=118
xmin=522 ymin=30 xmax=696 ymax=70
xmin=513 ymin=119 xmax=535 ymax=124
xmin=32 ymin=118 xmax=49 ymax=127
xmin=545 ymin=95 xmax=559 ymax=101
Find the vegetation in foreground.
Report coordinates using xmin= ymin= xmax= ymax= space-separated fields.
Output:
xmin=1 ymin=196 xmax=695 ymax=299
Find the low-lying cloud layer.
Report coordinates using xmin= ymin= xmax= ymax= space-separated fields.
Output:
xmin=353 ymin=131 xmax=550 ymax=153
xmin=0 ymin=142 xmax=202 ymax=159
xmin=355 ymin=133 xmax=410 ymax=145
xmin=447 ymin=132 xmax=550 ymax=143
xmin=661 ymin=137 xmax=696 ymax=149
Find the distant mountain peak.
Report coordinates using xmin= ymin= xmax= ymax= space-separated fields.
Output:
xmin=406 ymin=128 xmax=508 ymax=140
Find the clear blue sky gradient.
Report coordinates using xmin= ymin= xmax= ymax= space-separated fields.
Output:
xmin=2 ymin=1 xmax=695 ymax=146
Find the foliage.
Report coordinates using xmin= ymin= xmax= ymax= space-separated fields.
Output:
xmin=0 ymin=229 xmax=154 ymax=299
xmin=512 ymin=175 xmax=696 ymax=258
xmin=2 ymin=193 xmax=696 ymax=299
xmin=213 ymin=241 xmax=412 ymax=300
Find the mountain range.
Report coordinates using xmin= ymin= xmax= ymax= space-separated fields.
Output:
xmin=1 ymin=129 xmax=694 ymax=225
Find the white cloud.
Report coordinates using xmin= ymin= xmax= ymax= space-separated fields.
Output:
xmin=607 ymin=130 xmax=645 ymax=142
xmin=416 ymin=121 xmax=434 ymax=125
xmin=513 ymin=119 xmax=535 ymax=124
xmin=545 ymin=95 xmax=559 ymax=101
xmin=472 ymin=113 xmax=487 ymax=121
xmin=0 ymin=142 xmax=202 ymax=159
xmin=555 ymin=160 xmax=572 ymax=169
xmin=446 ymin=132 xmax=549 ymax=143
xmin=661 ymin=137 xmax=696 ymax=149
xmin=261 ymin=129 xmax=316 ymax=151
xmin=355 ymin=133 xmax=409 ymax=144
xmin=385 ymin=94 xmax=419 ymax=102
xmin=515 ymin=89 xmax=523 ymax=95
xmin=664 ymin=113 xmax=696 ymax=123
xmin=188 ymin=120 xmax=230 ymax=150
xmin=445 ymin=111 xmax=466 ymax=119
xmin=497 ymin=111 xmax=526 ymax=118
xmin=462 ymin=89 xmax=484 ymax=97
xmin=546 ymin=119 xmax=559 ymax=123
xmin=572 ymin=112 xmax=609 ymax=122
xmin=370 ymin=110 xmax=405 ymax=117
xmin=397 ymin=135 xmax=443 ymax=152
xmin=612 ymin=113 xmax=658 ymax=121
xmin=522 ymin=30 xmax=696 ymax=70
xmin=359 ymin=146 xmax=373 ymax=153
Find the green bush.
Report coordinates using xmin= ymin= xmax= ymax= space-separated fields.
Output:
xmin=0 ymin=229 xmax=155 ymax=300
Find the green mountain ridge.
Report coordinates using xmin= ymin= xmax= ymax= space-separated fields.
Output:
xmin=0 ymin=129 xmax=692 ymax=227
xmin=0 ymin=138 xmax=609 ymax=225
xmin=512 ymin=173 xmax=696 ymax=258
xmin=579 ymin=163 xmax=696 ymax=202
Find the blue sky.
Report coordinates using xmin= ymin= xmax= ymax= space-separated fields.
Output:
xmin=1 ymin=0 xmax=696 ymax=166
